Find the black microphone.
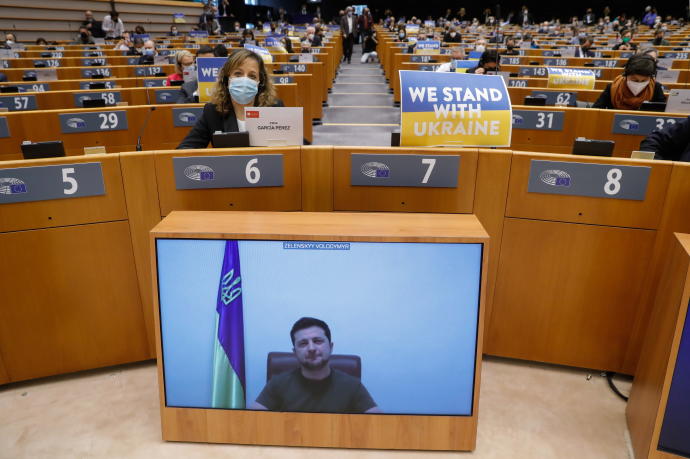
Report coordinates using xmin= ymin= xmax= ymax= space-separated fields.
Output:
xmin=136 ymin=106 xmax=156 ymax=151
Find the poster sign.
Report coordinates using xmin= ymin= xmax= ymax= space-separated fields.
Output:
xmin=546 ymin=67 xmax=595 ymax=90
xmin=244 ymin=44 xmax=273 ymax=63
xmin=414 ymin=40 xmax=441 ymax=55
xmin=399 ymin=70 xmax=512 ymax=147
xmin=196 ymin=57 xmax=227 ymax=102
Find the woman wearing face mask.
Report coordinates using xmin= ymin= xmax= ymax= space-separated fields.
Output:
xmin=613 ymin=29 xmax=637 ymax=51
xmin=177 ymin=49 xmax=284 ymax=149
xmin=443 ymin=27 xmax=462 ymax=43
xmin=396 ymin=26 xmax=408 ymax=42
xmin=592 ymin=55 xmax=665 ymax=110
xmin=239 ymin=30 xmax=256 ymax=47
xmin=165 ymin=51 xmax=194 ymax=86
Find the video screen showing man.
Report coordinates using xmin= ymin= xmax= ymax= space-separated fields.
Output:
xmin=249 ymin=317 xmax=381 ymax=413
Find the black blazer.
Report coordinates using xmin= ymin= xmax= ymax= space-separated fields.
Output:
xmin=640 ymin=116 xmax=690 ymax=161
xmin=177 ymin=100 xmax=284 ymax=149
xmin=176 ymin=80 xmax=198 ymax=104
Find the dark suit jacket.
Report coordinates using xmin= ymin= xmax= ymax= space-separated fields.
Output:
xmin=640 ymin=116 xmax=690 ymax=161
xmin=177 ymin=99 xmax=284 ymax=149
xmin=340 ymin=15 xmax=356 ymax=37
xmin=574 ymin=47 xmax=595 ymax=58
xmin=592 ymin=81 xmax=666 ymax=109
xmin=176 ymin=80 xmax=198 ymax=103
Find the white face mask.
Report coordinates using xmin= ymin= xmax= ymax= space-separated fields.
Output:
xmin=476 ymin=45 xmax=486 ymax=52
xmin=627 ymin=79 xmax=650 ymax=96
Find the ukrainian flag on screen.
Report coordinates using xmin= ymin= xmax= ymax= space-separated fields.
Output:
xmin=399 ymin=70 xmax=512 ymax=147
xmin=197 ymin=57 xmax=228 ymax=103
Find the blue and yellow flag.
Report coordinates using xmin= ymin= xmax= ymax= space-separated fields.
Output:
xmin=399 ymin=70 xmax=512 ymax=147
xmin=211 ymin=240 xmax=246 ymax=409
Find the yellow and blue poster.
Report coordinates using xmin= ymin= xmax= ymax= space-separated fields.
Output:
xmin=547 ymin=67 xmax=595 ymax=89
xmin=244 ymin=44 xmax=273 ymax=63
xmin=414 ymin=40 xmax=441 ymax=55
xmin=399 ymin=70 xmax=512 ymax=147
xmin=197 ymin=57 xmax=227 ymax=103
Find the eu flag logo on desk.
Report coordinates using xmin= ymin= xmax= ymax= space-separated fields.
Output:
xmin=555 ymin=177 xmax=571 ymax=186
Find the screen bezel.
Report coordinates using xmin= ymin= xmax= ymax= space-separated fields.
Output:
xmin=155 ymin=236 xmax=484 ymax=418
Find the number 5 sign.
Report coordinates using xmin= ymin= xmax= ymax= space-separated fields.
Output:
xmin=0 ymin=163 xmax=105 ymax=204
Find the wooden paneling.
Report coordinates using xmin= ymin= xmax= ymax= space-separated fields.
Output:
xmin=154 ymin=147 xmax=303 ymax=216
xmin=151 ymin=211 xmax=488 ymax=450
xmin=505 ymin=152 xmax=671 ymax=230
xmin=0 ymin=221 xmax=150 ymax=382
xmin=0 ymin=154 xmax=128 ymax=232
xmin=487 ymin=218 xmax=656 ymax=372
xmin=627 ymin=234 xmax=690 ymax=459
xmin=119 ymin=152 xmax=162 ymax=357
xmin=625 ymin=163 xmax=690 ymax=372
xmin=0 ymin=352 xmax=9 ymax=385
xmin=300 ymin=145 xmax=333 ymax=212
xmin=333 ymin=147 xmax=477 ymax=213
xmin=473 ymin=149 xmax=512 ymax=338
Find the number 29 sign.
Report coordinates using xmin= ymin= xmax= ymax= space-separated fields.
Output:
xmin=59 ymin=111 xmax=128 ymax=133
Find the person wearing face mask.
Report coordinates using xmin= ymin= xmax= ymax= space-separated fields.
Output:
xmin=592 ymin=55 xmax=665 ymax=110
xmin=396 ymin=27 xmax=408 ymax=42
xmin=503 ymin=37 xmax=520 ymax=55
xmin=177 ymin=49 xmax=284 ymax=149
xmin=474 ymin=38 xmax=487 ymax=54
xmin=137 ymin=40 xmax=158 ymax=65
xmin=434 ymin=46 xmax=466 ymax=72
xmin=613 ymin=29 xmax=637 ymax=51
xmin=3 ymin=32 xmax=17 ymax=49
xmin=176 ymin=46 xmax=214 ymax=103
xmin=75 ymin=26 xmax=95 ymax=45
xmin=166 ymin=50 xmax=194 ymax=86
xmin=340 ymin=7 xmax=356 ymax=64
xmin=443 ymin=27 xmax=461 ymax=43
xmin=169 ymin=25 xmax=180 ymax=37
xmin=239 ymin=30 xmax=256 ymax=47
xmin=467 ymin=50 xmax=500 ymax=74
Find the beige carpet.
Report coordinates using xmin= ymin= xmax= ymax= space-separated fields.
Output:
xmin=0 ymin=356 xmax=633 ymax=459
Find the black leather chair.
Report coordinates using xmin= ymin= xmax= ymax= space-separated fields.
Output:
xmin=266 ymin=352 xmax=361 ymax=382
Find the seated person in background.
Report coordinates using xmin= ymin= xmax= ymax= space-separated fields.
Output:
xmin=249 ymin=317 xmax=381 ymax=414
xmin=443 ymin=27 xmax=462 ymax=43
xmin=75 ymin=27 xmax=95 ymax=45
xmin=474 ymin=38 xmax=487 ymax=53
xmin=169 ymin=25 xmax=180 ymax=37
xmin=592 ymin=55 xmax=665 ymax=110
xmin=134 ymin=25 xmax=146 ymax=35
xmin=396 ymin=26 xmax=408 ymax=42
xmin=279 ymin=36 xmax=294 ymax=54
xmin=166 ymin=50 xmax=194 ymax=86
xmin=407 ymin=33 xmax=426 ymax=54
xmin=302 ymin=27 xmax=322 ymax=48
xmin=239 ymin=29 xmax=256 ymax=47
xmin=503 ymin=37 xmax=520 ymax=55
xmin=114 ymin=32 xmax=133 ymax=51
xmin=3 ymin=33 xmax=17 ymax=48
xmin=213 ymin=43 xmax=228 ymax=57
xmin=639 ymin=116 xmax=690 ymax=161
xmin=127 ymin=38 xmax=144 ymax=55
xmin=467 ymin=49 xmax=500 ymax=74
xmin=613 ymin=28 xmax=637 ymax=51
xmin=137 ymin=40 xmax=157 ymax=65
xmin=176 ymin=46 xmax=214 ymax=103
xmin=652 ymin=29 xmax=670 ymax=46
xmin=361 ymin=30 xmax=378 ymax=63
xmin=435 ymin=46 xmax=466 ymax=72
xmin=638 ymin=46 xmax=665 ymax=69
xmin=36 ymin=37 xmax=48 ymax=46
xmin=177 ymin=49 xmax=283 ymax=149
xmin=574 ymin=36 xmax=594 ymax=57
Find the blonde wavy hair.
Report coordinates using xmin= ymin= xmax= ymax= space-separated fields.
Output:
xmin=174 ymin=50 xmax=194 ymax=75
xmin=210 ymin=49 xmax=278 ymax=115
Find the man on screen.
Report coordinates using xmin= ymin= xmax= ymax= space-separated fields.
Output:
xmin=249 ymin=317 xmax=381 ymax=413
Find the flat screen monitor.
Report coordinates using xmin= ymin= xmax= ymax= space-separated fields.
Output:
xmin=156 ymin=238 xmax=482 ymax=416
xmin=572 ymin=138 xmax=614 ymax=157
xmin=212 ymin=131 xmax=250 ymax=148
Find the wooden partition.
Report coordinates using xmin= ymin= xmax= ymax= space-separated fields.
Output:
xmin=627 ymin=233 xmax=690 ymax=459
xmin=486 ymin=151 xmax=672 ymax=373
xmin=0 ymin=154 xmax=151 ymax=383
